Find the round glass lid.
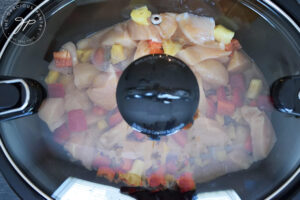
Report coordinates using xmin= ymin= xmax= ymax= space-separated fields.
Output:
xmin=0 ymin=0 xmax=299 ymax=200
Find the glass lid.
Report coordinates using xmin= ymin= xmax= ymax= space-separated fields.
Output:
xmin=0 ymin=0 xmax=299 ymax=199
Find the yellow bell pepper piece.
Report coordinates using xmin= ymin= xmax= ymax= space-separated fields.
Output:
xmin=111 ymin=44 xmax=126 ymax=64
xmin=246 ymin=79 xmax=263 ymax=99
xmin=214 ymin=25 xmax=235 ymax=44
xmin=77 ymin=49 xmax=93 ymax=63
xmin=97 ymin=120 xmax=108 ymax=131
xmin=162 ymin=40 xmax=182 ymax=56
xmin=130 ymin=6 xmax=152 ymax=26
xmin=45 ymin=70 xmax=60 ymax=84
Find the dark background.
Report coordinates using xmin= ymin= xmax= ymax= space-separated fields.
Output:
xmin=0 ymin=0 xmax=299 ymax=200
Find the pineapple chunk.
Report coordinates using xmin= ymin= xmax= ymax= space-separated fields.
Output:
xmin=119 ymin=173 xmax=142 ymax=186
xmin=214 ymin=25 xmax=235 ymax=44
xmin=97 ymin=120 xmax=108 ymax=131
xmin=162 ymin=40 xmax=182 ymax=56
xmin=111 ymin=44 xmax=126 ymax=64
xmin=77 ymin=49 xmax=93 ymax=63
xmin=130 ymin=6 xmax=152 ymax=26
xmin=215 ymin=114 xmax=224 ymax=125
xmin=45 ymin=70 xmax=60 ymax=84
xmin=118 ymin=159 xmax=145 ymax=186
xmin=246 ymin=79 xmax=263 ymax=99
xmin=129 ymin=160 xmax=145 ymax=176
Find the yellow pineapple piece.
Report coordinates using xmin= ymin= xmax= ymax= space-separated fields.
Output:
xmin=130 ymin=6 xmax=152 ymax=26
xmin=111 ymin=44 xmax=126 ymax=64
xmin=162 ymin=40 xmax=182 ymax=56
xmin=45 ymin=70 xmax=60 ymax=84
xmin=77 ymin=49 xmax=93 ymax=63
xmin=214 ymin=25 xmax=235 ymax=44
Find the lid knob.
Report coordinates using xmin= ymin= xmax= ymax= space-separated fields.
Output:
xmin=116 ymin=54 xmax=199 ymax=139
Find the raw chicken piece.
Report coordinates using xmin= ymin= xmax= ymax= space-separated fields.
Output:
xmin=48 ymin=116 xmax=66 ymax=132
xmin=120 ymin=140 xmax=154 ymax=160
xmin=171 ymin=26 xmax=193 ymax=46
xmin=134 ymin=40 xmax=150 ymax=60
xmin=176 ymin=45 xmax=231 ymax=66
xmin=38 ymin=98 xmax=65 ymax=130
xmin=59 ymin=74 xmax=75 ymax=94
xmin=92 ymin=72 xmax=110 ymax=88
xmin=64 ymin=127 xmax=99 ymax=169
xmin=227 ymin=50 xmax=251 ymax=73
xmin=101 ymin=22 xmax=137 ymax=48
xmin=73 ymin=63 xmax=99 ymax=89
xmin=193 ymin=73 xmax=207 ymax=114
xmin=228 ymin=150 xmax=253 ymax=170
xmin=176 ymin=13 xmax=215 ymax=45
xmin=64 ymin=90 xmax=92 ymax=112
xmin=97 ymin=121 xmax=132 ymax=149
xmin=86 ymin=113 xmax=104 ymax=126
xmin=157 ymin=13 xmax=178 ymax=39
xmin=128 ymin=20 xmax=161 ymax=42
xmin=87 ymin=68 xmax=118 ymax=110
xmin=188 ymin=117 xmax=230 ymax=147
xmin=200 ymin=41 xmax=225 ymax=50
xmin=193 ymin=59 xmax=229 ymax=88
xmin=241 ymin=106 xmax=276 ymax=161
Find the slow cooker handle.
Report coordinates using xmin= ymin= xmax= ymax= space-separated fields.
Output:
xmin=271 ymin=75 xmax=300 ymax=116
xmin=0 ymin=76 xmax=46 ymax=121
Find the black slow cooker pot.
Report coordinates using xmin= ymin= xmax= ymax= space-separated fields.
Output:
xmin=0 ymin=0 xmax=299 ymax=199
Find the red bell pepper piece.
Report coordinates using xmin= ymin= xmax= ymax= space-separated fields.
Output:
xmin=97 ymin=167 xmax=115 ymax=182
xmin=92 ymin=106 xmax=107 ymax=116
xmin=171 ymin=131 xmax=187 ymax=148
xmin=53 ymin=124 xmax=70 ymax=144
xmin=217 ymin=86 xmax=227 ymax=101
xmin=108 ymin=112 xmax=123 ymax=127
xmin=230 ymin=73 xmax=246 ymax=92
xmin=183 ymin=123 xmax=193 ymax=130
xmin=148 ymin=173 xmax=166 ymax=188
xmin=244 ymin=135 xmax=253 ymax=153
xmin=53 ymin=51 xmax=72 ymax=67
xmin=133 ymin=130 xmax=145 ymax=141
xmin=48 ymin=83 xmax=65 ymax=98
xmin=68 ymin=109 xmax=87 ymax=132
xmin=257 ymin=95 xmax=273 ymax=112
xmin=206 ymin=98 xmax=217 ymax=119
xmin=148 ymin=166 xmax=166 ymax=188
xmin=93 ymin=154 xmax=111 ymax=168
xmin=177 ymin=172 xmax=195 ymax=193
xmin=148 ymin=40 xmax=164 ymax=54
xmin=225 ymin=39 xmax=242 ymax=52
xmin=217 ymin=100 xmax=236 ymax=116
xmin=231 ymin=87 xmax=244 ymax=108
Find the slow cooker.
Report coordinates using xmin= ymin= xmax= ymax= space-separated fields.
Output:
xmin=0 ymin=0 xmax=299 ymax=199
